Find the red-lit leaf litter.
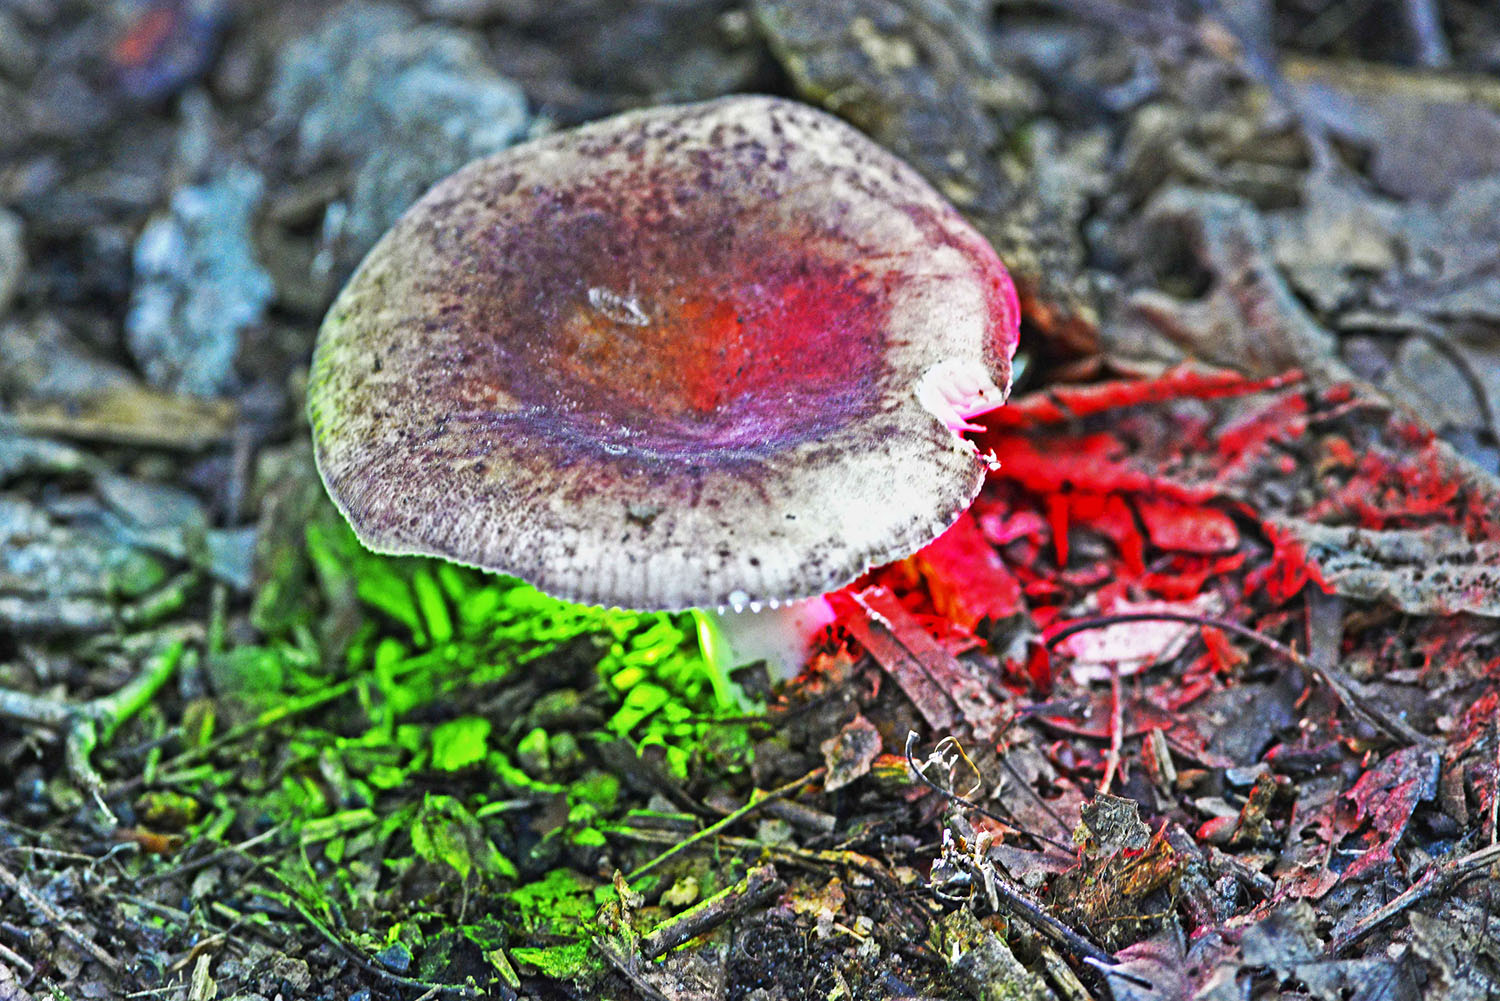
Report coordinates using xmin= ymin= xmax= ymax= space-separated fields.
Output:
xmin=832 ymin=364 xmax=1500 ymax=739
xmin=309 ymin=95 xmax=1019 ymax=611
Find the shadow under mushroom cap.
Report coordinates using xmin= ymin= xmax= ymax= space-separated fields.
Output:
xmin=308 ymin=95 xmax=1019 ymax=611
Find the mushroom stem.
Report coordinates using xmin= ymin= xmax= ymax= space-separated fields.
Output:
xmin=694 ymin=596 xmax=837 ymax=684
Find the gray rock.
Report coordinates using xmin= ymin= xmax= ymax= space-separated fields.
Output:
xmin=126 ymin=165 xmax=274 ymax=397
xmin=0 ymin=315 xmax=132 ymax=402
xmin=0 ymin=9 xmax=39 ymax=81
xmin=0 ymin=209 xmax=21 ymax=318
xmin=269 ymin=1 xmax=530 ymax=267
xmin=0 ymin=435 xmax=97 ymax=484
xmin=0 ymin=493 xmax=167 ymax=607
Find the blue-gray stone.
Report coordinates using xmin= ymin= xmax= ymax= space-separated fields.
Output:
xmin=126 ymin=165 xmax=274 ymax=397
xmin=269 ymin=1 xmax=531 ymax=267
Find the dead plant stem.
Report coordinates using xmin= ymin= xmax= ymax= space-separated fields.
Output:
xmin=1046 ymin=611 xmax=1435 ymax=748
xmin=1101 ymin=665 xmax=1124 ymax=795
xmin=626 ymin=768 xmax=823 ymax=884
xmin=0 ymin=859 xmax=120 ymax=973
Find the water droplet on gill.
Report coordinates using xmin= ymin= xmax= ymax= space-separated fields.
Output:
xmin=601 ymin=442 xmax=627 ymax=455
xmin=588 ymin=286 xmax=651 ymax=326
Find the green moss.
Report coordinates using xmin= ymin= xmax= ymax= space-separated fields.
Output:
xmin=509 ymin=941 xmax=592 ymax=979
xmin=430 ymin=716 xmax=491 ymax=772
xmin=411 ymin=792 xmax=517 ymax=883
xmin=507 ymin=868 xmax=598 ymax=936
xmin=195 ymin=515 xmax=753 ymax=986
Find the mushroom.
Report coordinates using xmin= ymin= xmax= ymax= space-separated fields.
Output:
xmin=308 ymin=95 xmax=1020 ymax=680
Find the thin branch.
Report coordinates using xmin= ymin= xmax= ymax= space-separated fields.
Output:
xmin=1045 ymin=611 xmax=1435 ymax=748
xmin=626 ymin=768 xmax=823 ymax=884
xmin=1401 ymin=0 xmax=1451 ymax=68
xmin=0 ymin=859 xmax=121 ymax=973
xmin=1340 ymin=314 xmax=1500 ymax=451
xmin=640 ymin=864 xmax=784 ymax=958
xmin=1100 ymin=665 xmax=1124 ymax=795
xmin=0 ymin=639 xmax=186 ymax=807
xmin=906 ymin=734 xmax=1114 ymax=967
xmin=259 ymin=876 xmax=485 ymax=998
xmin=1327 ymin=842 xmax=1500 ymax=955
xmin=904 ymin=733 xmax=1073 ymax=852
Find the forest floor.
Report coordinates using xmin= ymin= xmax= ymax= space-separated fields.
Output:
xmin=4 ymin=1 xmax=1500 ymax=999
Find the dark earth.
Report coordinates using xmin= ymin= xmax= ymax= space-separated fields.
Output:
xmin=3 ymin=1 xmax=1500 ymax=1000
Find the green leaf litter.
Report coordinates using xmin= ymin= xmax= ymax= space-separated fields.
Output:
xmin=173 ymin=511 xmax=749 ymax=985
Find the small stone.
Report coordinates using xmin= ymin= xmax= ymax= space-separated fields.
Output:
xmin=126 ymin=165 xmax=274 ymax=397
xmin=374 ymin=942 xmax=411 ymax=974
xmin=0 ymin=209 xmax=22 ymax=318
xmin=0 ymin=9 xmax=40 ymax=80
xmin=268 ymin=1 xmax=530 ymax=268
xmin=25 ymin=70 xmax=113 ymax=142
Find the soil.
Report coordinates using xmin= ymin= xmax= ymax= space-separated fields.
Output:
xmin=3 ymin=2 xmax=1500 ymax=1000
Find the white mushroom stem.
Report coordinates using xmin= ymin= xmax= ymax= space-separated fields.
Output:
xmin=695 ymin=596 xmax=838 ymax=682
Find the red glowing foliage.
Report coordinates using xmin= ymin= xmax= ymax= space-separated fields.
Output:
xmin=1140 ymin=552 xmax=1246 ymax=601
xmin=1252 ymin=522 xmax=1331 ymax=603
xmin=1199 ymin=626 xmax=1248 ymax=674
xmin=1135 ymin=497 xmax=1239 ymax=554
xmin=1308 ymin=444 xmax=1463 ymax=530
xmin=910 ymin=513 xmax=1025 ymax=630
xmin=1337 ymin=747 xmax=1435 ymax=883
xmin=1213 ymin=390 xmax=1310 ymax=459
xmin=980 ymin=430 xmax=1216 ymax=503
xmin=827 ymin=364 xmax=1488 ymax=907
xmin=983 ymin=365 xmax=1304 ymax=431
xmin=1021 ymin=639 xmax=1054 ymax=694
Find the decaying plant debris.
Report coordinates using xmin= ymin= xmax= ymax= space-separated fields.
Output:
xmin=3 ymin=1 xmax=1500 ymax=999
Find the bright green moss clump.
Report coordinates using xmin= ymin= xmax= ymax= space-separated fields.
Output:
xmin=186 ymin=514 xmax=749 ymax=988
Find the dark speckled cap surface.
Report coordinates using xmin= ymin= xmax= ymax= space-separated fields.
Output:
xmin=308 ymin=95 xmax=1019 ymax=611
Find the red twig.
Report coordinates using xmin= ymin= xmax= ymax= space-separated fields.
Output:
xmin=1045 ymin=610 xmax=1434 ymax=748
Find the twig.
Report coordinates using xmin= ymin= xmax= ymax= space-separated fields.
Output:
xmin=905 ymin=736 xmax=1113 ymax=967
xmin=614 ymin=825 xmax=906 ymax=885
xmin=591 ymin=938 xmax=672 ymax=1001
xmin=640 ymin=864 xmax=784 ymax=958
xmin=110 ymin=646 xmax=460 ymax=798
xmin=1045 ymin=611 xmax=1435 ymax=748
xmin=1401 ymin=0 xmax=1451 ymax=68
xmin=905 ymin=734 xmax=1075 ymax=853
xmin=1339 ymin=314 xmax=1500 ymax=451
xmin=997 ymin=754 xmax=1076 ymax=844
xmin=1327 ymin=842 xmax=1500 ymax=955
xmin=905 ymin=734 xmax=1011 ymax=822
xmin=626 ymin=769 xmax=823 ymax=884
xmin=109 ymin=674 xmax=363 ymax=797
xmin=0 ymin=939 xmax=34 ymax=978
xmin=1100 ymin=665 xmax=1124 ymax=795
xmin=0 ymin=859 xmax=121 ymax=973
xmin=140 ymin=826 xmax=282 ymax=887
xmin=1491 ymin=714 xmax=1499 ymax=847
xmin=259 ymin=877 xmax=483 ymax=998
xmin=0 ymin=638 xmax=186 ymax=805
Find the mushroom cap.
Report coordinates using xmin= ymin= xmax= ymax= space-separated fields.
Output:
xmin=308 ymin=95 xmax=1019 ymax=611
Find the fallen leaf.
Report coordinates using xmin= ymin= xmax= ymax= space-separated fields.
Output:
xmin=820 ymin=714 xmax=882 ymax=793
